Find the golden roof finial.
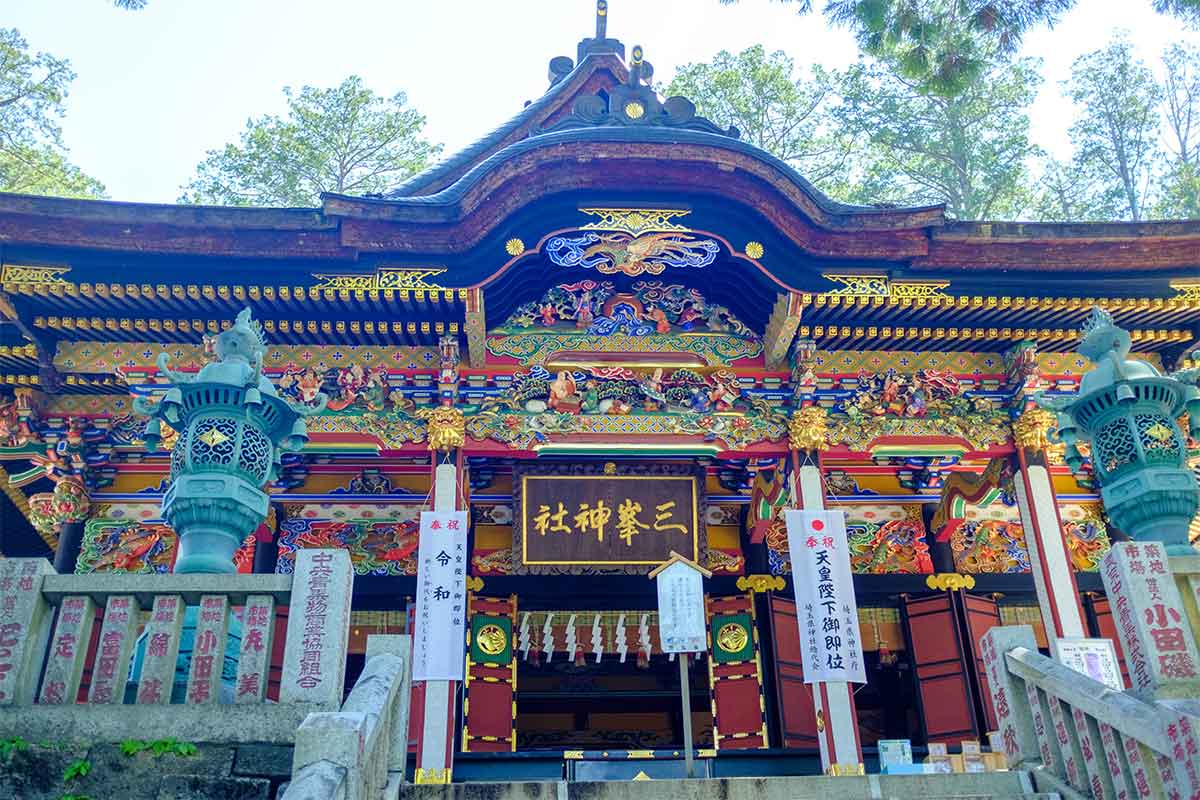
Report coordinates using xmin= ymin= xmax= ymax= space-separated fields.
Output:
xmin=596 ymin=0 xmax=608 ymax=39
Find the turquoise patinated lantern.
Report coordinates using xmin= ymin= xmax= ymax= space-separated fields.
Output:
xmin=134 ymin=308 xmax=326 ymax=573
xmin=1041 ymin=308 xmax=1199 ymax=555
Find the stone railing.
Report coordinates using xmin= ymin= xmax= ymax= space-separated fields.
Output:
xmin=283 ymin=635 xmax=412 ymax=800
xmin=981 ymin=625 xmax=1200 ymax=800
xmin=0 ymin=548 xmax=353 ymax=744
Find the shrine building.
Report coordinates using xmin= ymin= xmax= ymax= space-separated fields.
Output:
xmin=0 ymin=4 xmax=1198 ymax=783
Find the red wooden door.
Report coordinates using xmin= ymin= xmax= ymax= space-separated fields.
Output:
xmin=706 ymin=593 xmax=769 ymax=750
xmin=902 ymin=593 xmax=979 ymax=746
xmin=767 ymin=593 xmax=819 ymax=749
xmin=461 ymin=594 xmax=517 ymax=752
xmin=962 ymin=594 xmax=1001 ymax=731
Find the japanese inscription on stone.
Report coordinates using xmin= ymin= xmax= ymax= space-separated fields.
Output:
xmin=784 ymin=509 xmax=866 ymax=684
xmin=521 ymin=475 xmax=699 ymax=566
xmin=138 ymin=594 xmax=184 ymax=705
xmin=186 ymin=595 xmax=228 ymax=705
xmin=413 ymin=510 xmax=468 ymax=681
xmin=40 ymin=595 xmax=97 ymax=705
xmin=280 ymin=548 xmax=354 ymax=705
xmin=89 ymin=594 xmax=140 ymax=704
xmin=235 ymin=595 xmax=275 ymax=703
xmin=1099 ymin=541 xmax=1200 ymax=695
xmin=0 ymin=558 xmax=52 ymax=705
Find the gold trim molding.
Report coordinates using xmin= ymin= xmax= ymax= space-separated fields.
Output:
xmin=821 ymin=273 xmax=950 ymax=299
xmin=311 ymin=267 xmax=448 ymax=292
xmin=1 ymin=264 xmax=72 ymax=287
xmin=578 ymin=208 xmax=692 ymax=236
xmin=1170 ymin=280 xmax=1200 ymax=302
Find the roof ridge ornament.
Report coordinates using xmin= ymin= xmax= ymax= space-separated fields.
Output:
xmin=538 ymin=41 xmax=740 ymax=138
xmin=576 ymin=0 xmax=625 ymax=63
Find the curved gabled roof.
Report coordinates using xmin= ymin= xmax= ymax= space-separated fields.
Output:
xmin=378 ymin=30 xmax=946 ymax=231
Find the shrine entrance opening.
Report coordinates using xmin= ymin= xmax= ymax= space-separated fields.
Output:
xmin=514 ymin=651 xmax=713 ymax=751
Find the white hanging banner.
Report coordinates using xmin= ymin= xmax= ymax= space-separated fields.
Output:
xmin=655 ymin=561 xmax=707 ymax=654
xmin=413 ymin=510 xmax=469 ymax=681
xmin=785 ymin=509 xmax=866 ymax=684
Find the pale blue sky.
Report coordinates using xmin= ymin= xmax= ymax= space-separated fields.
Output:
xmin=7 ymin=0 xmax=1200 ymax=204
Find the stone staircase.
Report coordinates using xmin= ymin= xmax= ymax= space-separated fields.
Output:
xmin=401 ymin=774 xmax=1059 ymax=800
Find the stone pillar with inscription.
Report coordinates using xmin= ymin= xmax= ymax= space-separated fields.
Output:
xmin=787 ymin=407 xmax=863 ymax=774
xmin=235 ymin=594 xmax=276 ymax=703
xmin=0 ymin=558 xmax=54 ymax=706
xmin=89 ymin=595 xmax=141 ymax=704
xmin=1010 ymin=407 xmax=1089 ymax=655
xmin=137 ymin=594 xmax=185 ymax=705
xmin=1099 ymin=541 xmax=1200 ymax=700
xmin=186 ymin=595 xmax=229 ymax=705
xmin=281 ymin=549 xmax=354 ymax=707
xmin=40 ymin=595 xmax=97 ymax=705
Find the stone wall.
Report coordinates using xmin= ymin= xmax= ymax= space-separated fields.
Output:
xmin=0 ymin=741 xmax=293 ymax=800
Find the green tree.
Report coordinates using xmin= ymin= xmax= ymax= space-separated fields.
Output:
xmin=832 ymin=55 xmax=1042 ymax=219
xmin=1030 ymin=155 xmax=1123 ymax=221
xmin=1061 ymin=38 xmax=1162 ymax=221
xmin=0 ymin=28 xmax=105 ymax=199
xmin=720 ymin=0 xmax=1200 ymax=95
xmin=179 ymin=76 xmax=441 ymax=207
xmin=665 ymin=46 xmax=852 ymax=187
xmin=1156 ymin=43 xmax=1200 ymax=217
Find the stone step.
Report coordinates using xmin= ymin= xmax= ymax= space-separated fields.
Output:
xmin=401 ymin=773 xmax=1051 ymax=800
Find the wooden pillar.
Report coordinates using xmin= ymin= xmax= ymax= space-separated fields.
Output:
xmin=1011 ymin=408 xmax=1088 ymax=655
xmin=53 ymin=520 xmax=86 ymax=574
xmin=413 ymin=451 xmax=465 ymax=784
xmin=792 ymin=451 xmax=864 ymax=772
xmin=252 ymin=505 xmax=284 ymax=574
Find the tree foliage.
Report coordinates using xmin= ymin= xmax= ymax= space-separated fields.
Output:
xmin=0 ymin=28 xmax=104 ymax=198
xmin=666 ymin=45 xmax=852 ymax=184
xmin=721 ymin=0 xmax=1200 ymax=95
xmin=834 ymin=55 xmax=1041 ymax=218
xmin=179 ymin=76 xmax=441 ymax=207
xmin=1156 ymin=43 xmax=1200 ymax=217
xmin=1059 ymin=38 xmax=1163 ymax=221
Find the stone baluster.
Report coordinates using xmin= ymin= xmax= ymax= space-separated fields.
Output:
xmin=1096 ymin=721 xmax=1138 ymax=800
xmin=1072 ymin=705 xmax=1119 ymax=800
xmin=39 ymin=595 xmax=97 ymax=705
xmin=88 ymin=595 xmax=140 ymax=704
xmin=187 ymin=594 xmax=230 ymax=705
xmin=235 ymin=594 xmax=276 ymax=703
xmin=0 ymin=558 xmax=54 ymax=706
xmin=138 ymin=594 xmax=185 ymax=705
xmin=1045 ymin=694 xmax=1087 ymax=793
xmin=979 ymin=626 xmax=1039 ymax=767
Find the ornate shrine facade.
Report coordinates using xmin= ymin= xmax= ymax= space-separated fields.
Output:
xmin=0 ymin=6 xmax=1197 ymax=782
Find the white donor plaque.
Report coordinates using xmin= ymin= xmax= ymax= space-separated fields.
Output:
xmin=1057 ymin=637 xmax=1124 ymax=691
xmin=656 ymin=560 xmax=707 ymax=653
xmin=413 ymin=510 xmax=469 ymax=681
xmin=785 ymin=509 xmax=866 ymax=684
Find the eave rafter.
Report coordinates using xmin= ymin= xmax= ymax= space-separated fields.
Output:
xmin=762 ymin=292 xmax=804 ymax=369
